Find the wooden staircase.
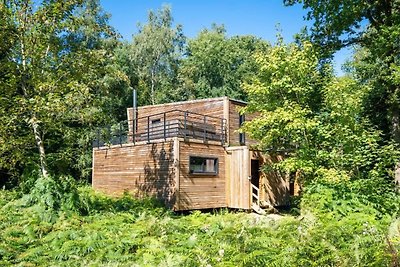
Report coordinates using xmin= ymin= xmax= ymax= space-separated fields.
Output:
xmin=251 ymin=183 xmax=266 ymax=215
xmin=251 ymin=183 xmax=279 ymax=215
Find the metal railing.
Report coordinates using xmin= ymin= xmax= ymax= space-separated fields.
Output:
xmin=93 ymin=109 xmax=227 ymax=148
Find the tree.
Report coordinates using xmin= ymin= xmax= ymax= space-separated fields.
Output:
xmin=242 ymin=40 xmax=325 ymax=162
xmin=284 ymin=0 xmax=400 ymax=142
xmin=0 ymin=0 xmax=117 ymax=180
xmin=243 ymin=40 xmax=398 ymax=191
xmin=285 ymin=0 xmax=400 ymax=185
xmin=129 ymin=5 xmax=185 ymax=105
xmin=178 ymin=24 xmax=269 ymax=101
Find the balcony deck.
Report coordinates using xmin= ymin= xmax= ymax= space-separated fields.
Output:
xmin=93 ymin=110 xmax=227 ymax=148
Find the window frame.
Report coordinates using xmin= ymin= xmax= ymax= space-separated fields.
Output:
xmin=189 ymin=156 xmax=219 ymax=175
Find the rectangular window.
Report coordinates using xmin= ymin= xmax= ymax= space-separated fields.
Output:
xmin=151 ymin=118 xmax=161 ymax=125
xmin=189 ymin=156 xmax=218 ymax=175
xmin=239 ymin=114 xmax=245 ymax=145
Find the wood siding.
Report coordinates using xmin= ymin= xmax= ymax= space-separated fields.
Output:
xmin=92 ymin=140 xmax=177 ymax=208
xmin=177 ymin=141 xmax=226 ymax=210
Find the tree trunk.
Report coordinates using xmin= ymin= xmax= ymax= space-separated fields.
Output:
xmin=30 ymin=117 xmax=49 ymax=178
xmin=389 ymin=90 xmax=400 ymax=189
xmin=19 ymin=6 xmax=49 ymax=179
xmin=395 ymin=163 xmax=400 ymax=189
xmin=390 ymin=100 xmax=400 ymax=144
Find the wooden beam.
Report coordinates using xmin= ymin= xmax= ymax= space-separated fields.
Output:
xmin=223 ymin=97 xmax=230 ymax=145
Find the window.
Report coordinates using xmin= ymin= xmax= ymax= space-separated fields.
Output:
xmin=151 ymin=118 xmax=162 ymax=131
xmin=151 ymin=118 xmax=161 ymax=125
xmin=189 ymin=156 xmax=218 ymax=175
xmin=239 ymin=114 xmax=245 ymax=145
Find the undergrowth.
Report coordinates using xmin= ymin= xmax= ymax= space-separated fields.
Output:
xmin=0 ymin=177 xmax=399 ymax=266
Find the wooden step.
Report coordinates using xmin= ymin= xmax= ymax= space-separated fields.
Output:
xmin=252 ymin=203 xmax=266 ymax=215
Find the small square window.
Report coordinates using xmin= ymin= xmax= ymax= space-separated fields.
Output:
xmin=151 ymin=118 xmax=161 ymax=125
xmin=189 ymin=156 xmax=218 ymax=175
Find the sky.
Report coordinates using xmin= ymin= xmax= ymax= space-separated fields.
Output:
xmin=100 ymin=0 xmax=352 ymax=75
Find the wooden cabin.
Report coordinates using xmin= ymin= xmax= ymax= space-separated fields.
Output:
xmin=92 ymin=97 xmax=290 ymax=211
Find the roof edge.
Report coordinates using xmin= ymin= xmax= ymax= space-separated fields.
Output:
xmin=127 ymin=96 xmax=247 ymax=110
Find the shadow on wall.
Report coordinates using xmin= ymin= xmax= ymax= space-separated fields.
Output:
xmin=260 ymin=153 xmax=290 ymax=207
xmin=135 ymin=141 xmax=176 ymax=208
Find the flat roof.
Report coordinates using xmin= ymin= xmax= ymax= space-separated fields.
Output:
xmin=127 ymin=96 xmax=247 ymax=110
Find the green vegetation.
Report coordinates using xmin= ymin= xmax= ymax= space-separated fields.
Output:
xmin=1 ymin=187 xmax=399 ymax=266
xmin=1 ymin=0 xmax=400 ymax=266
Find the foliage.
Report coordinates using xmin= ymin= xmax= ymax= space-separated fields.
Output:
xmin=178 ymin=24 xmax=269 ymax=101
xmin=128 ymin=5 xmax=186 ymax=106
xmin=0 ymin=0 xmax=118 ymax=181
xmin=242 ymin=39 xmax=324 ymax=153
xmin=0 ymin=187 xmax=398 ymax=266
xmin=243 ymin=39 xmax=400 ymax=217
xmin=285 ymin=0 xmax=400 ymax=144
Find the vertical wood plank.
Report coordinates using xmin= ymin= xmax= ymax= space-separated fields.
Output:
xmin=173 ymin=137 xmax=180 ymax=210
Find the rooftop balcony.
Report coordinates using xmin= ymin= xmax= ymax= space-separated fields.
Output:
xmin=93 ymin=109 xmax=227 ymax=148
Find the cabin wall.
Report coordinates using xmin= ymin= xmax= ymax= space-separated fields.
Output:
xmin=177 ymin=141 xmax=226 ymax=210
xmin=92 ymin=140 xmax=177 ymax=208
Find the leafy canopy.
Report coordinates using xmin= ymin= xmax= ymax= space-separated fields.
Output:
xmin=0 ymin=0 xmax=117 ymax=181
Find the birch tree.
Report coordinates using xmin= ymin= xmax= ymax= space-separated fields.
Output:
xmin=129 ymin=5 xmax=185 ymax=105
xmin=0 ymin=0 xmax=117 ymax=179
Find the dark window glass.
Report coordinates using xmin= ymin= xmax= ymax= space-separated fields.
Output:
xmin=189 ymin=156 xmax=218 ymax=174
xmin=239 ymin=114 xmax=245 ymax=145
xmin=151 ymin=118 xmax=161 ymax=125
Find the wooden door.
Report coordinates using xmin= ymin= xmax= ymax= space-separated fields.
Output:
xmin=225 ymin=146 xmax=251 ymax=209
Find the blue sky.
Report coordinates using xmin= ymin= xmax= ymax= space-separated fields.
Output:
xmin=100 ymin=0 xmax=352 ymax=75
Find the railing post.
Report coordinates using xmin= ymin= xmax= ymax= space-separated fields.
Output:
xmin=96 ymin=128 xmax=100 ymax=148
xmin=203 ymin=115 xmax=206 ymax=142
xmin=220 ymin=119 xmax=224 ymax=145
xmin=147 ymin=116 xmax=150 ymax=143
xmin=164 ymin=112 xmax=166 ymax=139
xmin=184 ymin=111 xmax=187 ymax=138
xmin=133 ymin=119 xmax=135 ymax=145
xmin=107 ymin=125 xmax=111 ymax=145
xmin=119 ymin=122 xmax=122 ymax=146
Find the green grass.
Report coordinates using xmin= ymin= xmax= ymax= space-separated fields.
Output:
xmin=0 ymin=188 xmax=398 ymax=267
